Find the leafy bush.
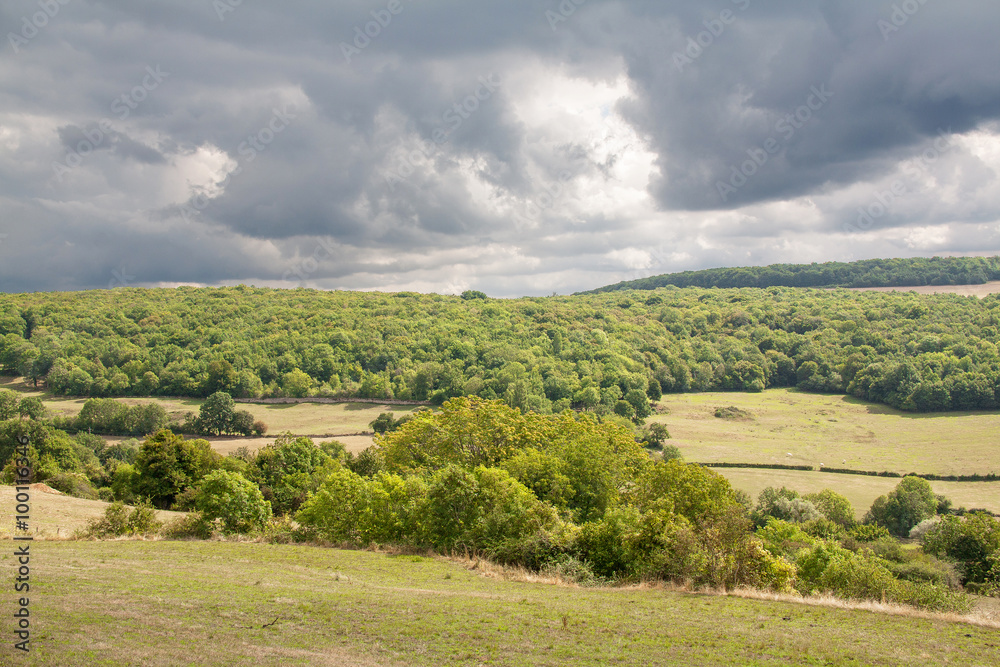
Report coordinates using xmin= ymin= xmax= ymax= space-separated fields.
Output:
xmin=803 ymin=489 xmax=856 ymax=528
xmin=80 ymin=501 xmax=162 ymax=538
xmin=160 ymin=511 xmax=213 ymax=540
xmin=864 ymin=476 xmax=939 ymax=537
xmin=850 ymin=524 xmax=891 ymax=542
xmin=194 ymin=470 xmax=272 ymax=534
xmin=45 ymin=472 xmax=99 ymax=500
xmin=922 ymin=513 xmax=1000 ymax=585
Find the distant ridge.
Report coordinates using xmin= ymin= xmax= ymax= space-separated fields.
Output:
xmin=577 ymin=256 xmax=1000 ymax=294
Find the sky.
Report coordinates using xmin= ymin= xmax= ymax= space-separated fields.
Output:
xmin=2 ymin=0 xmax=1000 ymax=297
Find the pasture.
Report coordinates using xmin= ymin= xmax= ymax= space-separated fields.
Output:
xmin=652 ymin=389 xmax=1000 ymax=476
xmin=2 ymin=540 xmax=998 ymax=666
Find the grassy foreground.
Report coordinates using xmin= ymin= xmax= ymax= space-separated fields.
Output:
xmin=1 ymin=540 xmax=999 ymax=666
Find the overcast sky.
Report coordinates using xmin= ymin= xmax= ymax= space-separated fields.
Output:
xmin=2 ymin=0 xmax=1000 ymax=296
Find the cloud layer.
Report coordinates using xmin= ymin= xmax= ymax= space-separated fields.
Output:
xmin=2 ymin=0 xmax=1000 ymax=295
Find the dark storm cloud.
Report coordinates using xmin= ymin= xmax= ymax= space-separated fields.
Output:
xmin=1 ymin=0 xmax=1000 ymax=295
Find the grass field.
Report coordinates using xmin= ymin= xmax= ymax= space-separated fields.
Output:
xmin=0 ymin=485 xmax=184 ymax=538
xmin=652 ymin=388 xmax=1000 ymax=476
xmin=1 ymin=539 xmax=998 ymax=666
xmin=713 ymin=468 xmax=1000 ymax=519
xmin=1 ymin=376 xmax=412 ymax=452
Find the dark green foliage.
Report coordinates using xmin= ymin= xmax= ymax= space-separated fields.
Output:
xmin=17 ymin=396 xmax=45 ymax=420
xmin=198 ymin=392 xmax=236 ymax=435
xmin=132 ymin=430 xmax=222 ymax=509
xmin=369 ymin=412 xmax=411 ymax=434
xmin=583 ymin=256 xmax=1000 ymax=292
xmin=74 ymin=398 xmax=168 ymax=436
xmin=922 ymin=513 xmax=1000 ymax=585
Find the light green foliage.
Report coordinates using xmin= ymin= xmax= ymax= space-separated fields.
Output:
xmin=864 ymin=476 xmax=939 ymax=536
xmin=194 ymin=470 xmax=272 ymax=534
xmin=378 ymin=397 xmax=647 ymax=522
xmin=248 ymin=435 xmax=335 ymax=514
xmin=756 ymin=518 xmax=818 ymax=560
xmin=281 ymin=368 xmax=313 ymax=398
xmin=804 ymin=489 xmax=857 ymax=528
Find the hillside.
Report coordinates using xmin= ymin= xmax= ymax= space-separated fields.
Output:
xmin=5 ymin=541 xmax=997 ymax=666
xmin=579 ymin=256 xmax=1000 ymax=293
xmin=3 ymin=284 xmax=1000 ymax=415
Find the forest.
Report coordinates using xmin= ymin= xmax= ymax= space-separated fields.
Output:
xmin=583 ymin=255 xmax=1000 ymax=293
xmin=2 ymin=282 xmax=1000 ymax=415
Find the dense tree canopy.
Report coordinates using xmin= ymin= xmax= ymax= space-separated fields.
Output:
xmin=2 ymin=278 xmax=1000 ymax=415
xmin=584 ymin=256 xmax=1000 ymax=293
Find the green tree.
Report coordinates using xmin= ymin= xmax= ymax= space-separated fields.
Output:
xmin=198 ymin=392 xmax=236 ymax=436
xmin=281 ymin=369 xmax=313 ymax=398
xmin=804 ymin=489 xmax=857 ymax=528
xmin=865 ymin=476 xmax=939 ymax=537
xmin=132 ymin=430 xmax=222 ymax=508
xmin=195 ymin=470 xmax=272 ymax=534
xmin=17 ymin=396 xmax=45 ymax=421
xmin=0 ymin=389 xmax=20 ymax=420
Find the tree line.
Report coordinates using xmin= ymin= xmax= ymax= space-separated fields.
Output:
xmin=66 ymin=398 xmax=1000 ymax=610
xmin=582 ymin=256 xmax=1000 ymax=293
xmin=3 ymin=281 xmax=1000 ymax=415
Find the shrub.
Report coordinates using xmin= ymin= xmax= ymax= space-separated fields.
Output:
xmin=850 ymin=523 xmax=891 ymax=543
xmin=194 ymin=470 xmax=273 ymax=534
xmin=751 ymin=487 xmax=800 ymax=527
xmin=803 ymin=489 xmax=856 ymax=528
xmin=81 ymin=501 xmax=162 ymax=538
xmin=773 ymin=497 xmax=822 ymax=523
xmin=909 ymin=516 xmax=941 ymax=541
xmin=45 ymin=472 xmax=99 ymax=500
xmin=161 ymin=512 xmax=213 ymax=540
xmin=864 ymin=476 xmax=939 ymax=537
xmin=922 ymin=513 xmax=1000 ymax=585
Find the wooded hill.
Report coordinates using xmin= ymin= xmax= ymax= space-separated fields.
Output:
xmin=580 ymin=256 xmax=1000 ymax=293
xmin=2 ymin=282 xmax=1000 ymax=414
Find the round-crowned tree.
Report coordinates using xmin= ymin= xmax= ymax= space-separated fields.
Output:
xmin=195 ymin=470 xmax=272 ymax=533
